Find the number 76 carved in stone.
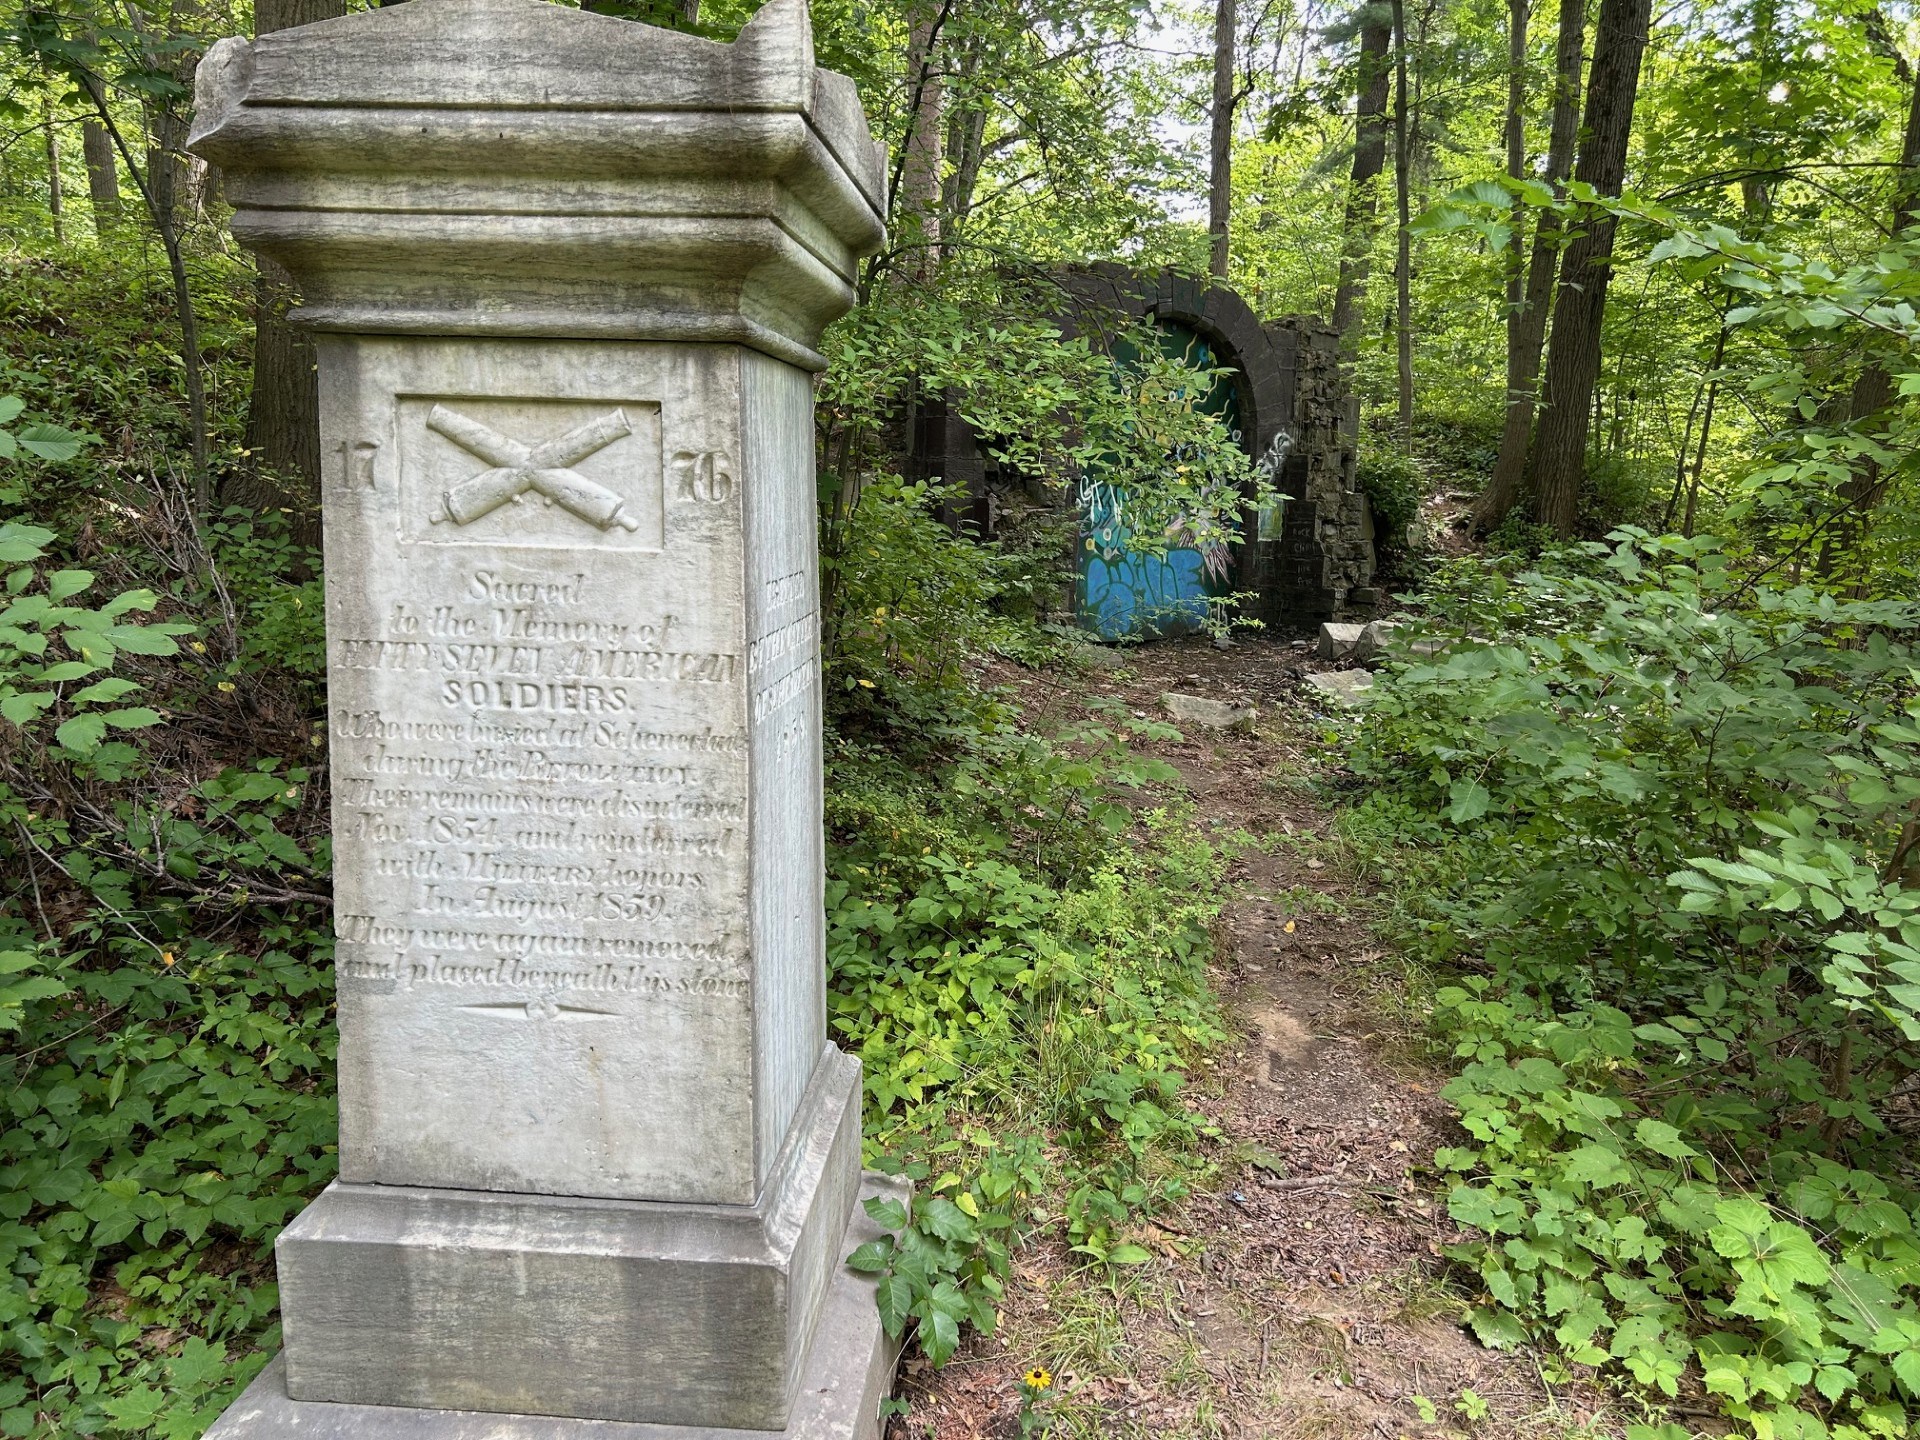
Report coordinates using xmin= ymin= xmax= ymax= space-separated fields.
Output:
xmin=427 ymin=404 xmax=641 ymax=532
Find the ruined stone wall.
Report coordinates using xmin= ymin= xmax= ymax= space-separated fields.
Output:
xmin=1250 ymin=316 xmax=1376 ymax=622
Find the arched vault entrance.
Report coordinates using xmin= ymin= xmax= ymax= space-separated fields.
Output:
xmin=907 ymin=267 xmax=1377 ymax=633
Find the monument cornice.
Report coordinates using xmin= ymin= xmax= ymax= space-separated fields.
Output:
xmin=189 ymin=0 xmax=886 ymax=371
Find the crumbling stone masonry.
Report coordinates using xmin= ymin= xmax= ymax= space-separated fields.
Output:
xmin=1259 ymin=311 xmax=1378 ymax=621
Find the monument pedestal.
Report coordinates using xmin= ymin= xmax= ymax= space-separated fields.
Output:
xmin=206 ymin=1174 xmax=905 ymax=1440
xmin=188 ymin=1 xmax=892 ymax=1433
xmin=276 ymin=1055 xmax=864 ymax=1429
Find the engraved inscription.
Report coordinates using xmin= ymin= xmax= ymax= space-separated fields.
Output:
xmin=749 ymin=567 xmax=818 ymax=722
xmin=333 ymin=553 xmax=748 ymax=1021
xmin=334 ymin=439 xmax=380 ymax=491
xmin=670 ymin=449 xmax=734 ymax=504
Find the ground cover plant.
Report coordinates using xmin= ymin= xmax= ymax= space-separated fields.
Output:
xmin=1345 ymin=532 xmax=1920 ymax=1439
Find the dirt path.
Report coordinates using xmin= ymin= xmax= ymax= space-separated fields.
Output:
xmin=888 ymin=635 xmax=1617 ymax=1440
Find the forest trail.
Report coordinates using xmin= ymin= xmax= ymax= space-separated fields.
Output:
xmin=893 ymin=635 xmax=1622 ymax=1440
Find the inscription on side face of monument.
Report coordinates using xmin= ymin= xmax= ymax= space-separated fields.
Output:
xmin=324 ymin=340 xmax=778 ymax=1204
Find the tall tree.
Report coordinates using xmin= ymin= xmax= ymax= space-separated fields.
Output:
xmin=1330 ymin=4 xmax=1393 ymax=351
xmin=1389 ymin=0 xmax=1412 ymax=439
xmin=42 ymin=91 xmax=65 ymax=245
xmin=1471 ymin=0 xmax=1583 ymax=534
xmin=939 ymin=28 xmax=987 ymax=245
xmin=1812 ymin=65 xmax=1920 ymax=574
xmin=32 ymin=20 xmax=213 ymax=484
xmin=81 ymin=116 xmax=119 ymax=232
xmin=1521 ymin=0 xmax=1652 ymax=536
xmin=1209 ymin=0 xmax=1237 ymax=277
xmin=238 ymin=0 xmax=348 ymax=520
xmin=894 ymin=0 xmax=949 ymax=276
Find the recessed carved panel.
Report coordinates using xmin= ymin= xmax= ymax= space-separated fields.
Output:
xmin=397 ymin=395 xmax=665 ymax=550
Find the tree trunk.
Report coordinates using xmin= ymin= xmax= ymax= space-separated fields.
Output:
xmin=43 ymin=98 xmax=65 ymax=246
xmin=895 ymin=0 xmax=947 ymax=276
xmin=81 ymin=118 xmax=120 ymax=233
xmin=83 ymin=90 xmax=209 ymax=487
xmin=1521 ymin=0 xmax=1652 ymax=537
xmin=1472 ymin=0 xmax=1583 ymax=534
xmin=1682 ymin=371 xmax=1721 ymax=538
xmin=1209 ymin=0 xmax=1237 ymax=279
xmin=940 ymin=33 xmax=986 ymax=242
xmin=1805 ymin=58 xmax=1920 ymax=577
xmin=1390 ymin=0 xmax=1413 ymax=440
xmin=237 ymin=0 xmax=349 ymax=525
xmin=138 ymin=0 xmax=204 ymax=236
xmin=1330 ymin=6 xmax=1393 ymax=351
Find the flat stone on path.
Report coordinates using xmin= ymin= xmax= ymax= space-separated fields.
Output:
xmin=1162 ymin=692 xmax=1258 ymax=730
xmin=1305 ymin=669 xmax=1374 ymax=707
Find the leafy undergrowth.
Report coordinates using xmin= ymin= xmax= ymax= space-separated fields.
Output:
xmin=822 ymin=683 xmax=1230 ymax=1360
xmin=1343 ymin=531 xmax=1920 ymax=1440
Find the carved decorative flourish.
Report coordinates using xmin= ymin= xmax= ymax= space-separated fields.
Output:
xmin=459 ymin=998 xmax=617 ymax=1021
xmin=427 ymin=404 xmax=641 ymax=532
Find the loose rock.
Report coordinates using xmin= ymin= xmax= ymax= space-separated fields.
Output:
xmin=1317 ymin=622 xmax=1366 ymax=660
xmin=1305 ymin=670 xmax=1374 ymax=707
xmin=1162 ymin=692 xmax=1259 ymax=730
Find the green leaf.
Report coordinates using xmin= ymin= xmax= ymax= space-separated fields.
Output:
xmin=1561 ymin=1144 xmax=1633 ymax=1187
xmin=14 ymin=424 xmax=88 ymax=462
xmin=0 ymin=692 xmax=52 ymax=725
xmin=863 ymin=1195 xmax=908 ymax=1232
xmin=103 ymin=624 xmax=182 ymax=657
xmin=99 ymin=1385 xmax=167 ymax=1430
xmin=1107 ymin=1243 xmax=1153 ymax=1265
xmin=45 ymin=570 xmax=93 ymax=601
xmin=1633 ymin=1119 xmax=1697 ymax=1160
xmin=845 ymin=1239 xmax=894 ymax=1273
xmin=167 ymin=1336 xmax=229 ymax=1391
xmin=920 ymin=1304 xmax=960 ymax=1366
xmin=1447 ymin=779 xmax=1491 ymax=824
xmin=69 ymin=677 xmax=137 ymax=705
xmin=1468 ymin=1306 xmax=1528 ymax=1349
xmin=918 ymin=1196 xmax=978 ymax=1243
xmin=0 ymin=525 xmax=51 ymax=563
xmin=875 ymin=1275 xmax=914 ymax=1337
xmin=54 ymin=713 xmax=107 ymax=752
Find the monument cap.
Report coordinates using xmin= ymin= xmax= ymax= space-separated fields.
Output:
xmin=189 ymin=0 xmax=887 ymax=369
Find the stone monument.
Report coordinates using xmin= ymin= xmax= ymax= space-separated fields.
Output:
xmin=188 ymin=0 xmax=897 ymax=1433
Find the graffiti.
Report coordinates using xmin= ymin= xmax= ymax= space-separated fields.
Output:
xmin=1076 ymin=327 xmax=1246 ymax=640
xmin=1253 ymin=428 xmax=1294 ymax=543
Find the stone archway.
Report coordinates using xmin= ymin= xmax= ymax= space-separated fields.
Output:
xmin=907 ymin=268 xmax=1376 ymax=627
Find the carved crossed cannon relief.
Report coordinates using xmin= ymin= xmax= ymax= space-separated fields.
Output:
xmin=426 ymin=403 xmax=642 ymax=533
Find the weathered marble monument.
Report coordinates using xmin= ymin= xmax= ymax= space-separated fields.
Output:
xmin=188 ymin=0 xmax=897 ymax=1433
